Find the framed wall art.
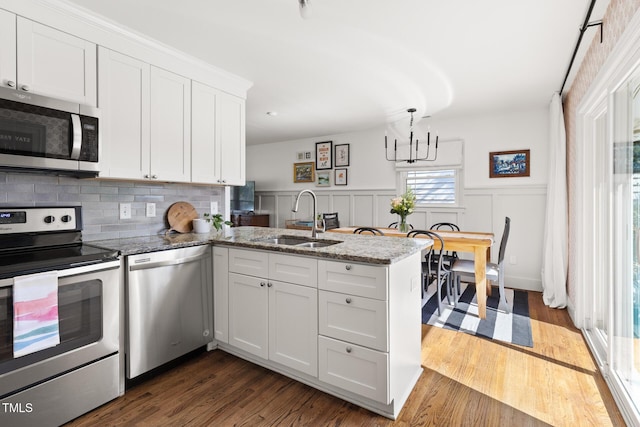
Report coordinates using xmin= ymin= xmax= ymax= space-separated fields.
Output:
xmin=315 ymin=141 xmax=333 ymax=170
xmin=293 ymin=162 xmax=315 ymax=183
xmin=316 ymin=171 xmax=330 ymax=187
xmin=334 ymin=143 xmax=350 ymax=167
xmin=335 ymin=168 xmax=348 ymax=186
xmin=489 ymin=149 xmax=530 ymax=178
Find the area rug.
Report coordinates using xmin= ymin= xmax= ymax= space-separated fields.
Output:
xmin=421 ymin=281 xmax=533 ymax=347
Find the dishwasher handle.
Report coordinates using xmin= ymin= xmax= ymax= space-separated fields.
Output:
xmin=129 ymin=252 xmax=209 ymax=271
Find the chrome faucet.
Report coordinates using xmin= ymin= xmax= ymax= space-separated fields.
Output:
xmin=292 ymin=189 xmax=319 ymax=238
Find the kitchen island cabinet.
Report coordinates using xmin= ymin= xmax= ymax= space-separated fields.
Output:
xmin=206 ymin=228 xmax=425 ymax=420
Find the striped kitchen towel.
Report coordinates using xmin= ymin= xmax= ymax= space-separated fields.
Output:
xmin=13 ymin=271 xmax=60 ymax=357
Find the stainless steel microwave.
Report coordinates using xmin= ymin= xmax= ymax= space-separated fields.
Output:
xmin=0 ymin=86 xmax=100 ymax=176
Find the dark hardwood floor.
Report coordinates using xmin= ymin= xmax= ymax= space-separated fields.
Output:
xmin=67 ymin=292 xmax=626 ymax=426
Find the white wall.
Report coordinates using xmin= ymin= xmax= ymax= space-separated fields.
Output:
xmin=247 ymin=106 xmax=550 ymax=292
xmin=247 ymin=128 xmax=396 ymax=192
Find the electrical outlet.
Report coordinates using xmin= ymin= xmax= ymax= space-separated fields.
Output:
xmin=210 ymin=201 xmax=218 ymax=215
xmin=119 ymin=203 xmax=131 ymax=219
xmin=146 ymin=203 xmax=156 ymax=218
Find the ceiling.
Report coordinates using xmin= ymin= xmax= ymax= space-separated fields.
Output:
xmin=63 ymin=0 xmax=608 ymax=145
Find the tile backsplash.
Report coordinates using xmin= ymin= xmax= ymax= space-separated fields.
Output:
xmin=0 ymin=172 xmax=225 ymax=241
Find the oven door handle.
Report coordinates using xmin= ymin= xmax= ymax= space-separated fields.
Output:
xmin=0 ymin=259 xmax=121 ymax=288
xmin=70 ymin=113 xmax=82 ymax=160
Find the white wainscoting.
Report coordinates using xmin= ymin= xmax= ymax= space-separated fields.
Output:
xmin=256 ymin=185 xmax=546 ymax=292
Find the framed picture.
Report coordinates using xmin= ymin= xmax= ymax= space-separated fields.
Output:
xmin=293 ymin=162 xmax=315 ymax=183
xmin=315 ymin=141 xmax=333 ymax=170
xmin=316 ymin=171 xmax=330 ymax=187
xmin=335 ymin=168 xmax=348 ymax=185
xmin=489 ymin=149 xmax=530 ymax=178
xmin=334 ymin=143 xmax=350 ymax=167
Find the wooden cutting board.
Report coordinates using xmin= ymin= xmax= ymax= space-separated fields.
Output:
xmin=166 ymin=201 xmax=198 ymax=233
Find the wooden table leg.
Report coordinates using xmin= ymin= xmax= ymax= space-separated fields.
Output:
xmin=474 ymin=246 xmax=487 ymax=319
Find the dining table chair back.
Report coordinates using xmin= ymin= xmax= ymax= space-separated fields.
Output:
xmin=353 ymin=227 xmax=384 ymax=235
xmin=322 ymin=212 xmax=340 ymax=230
xmin=407 ymin=229 xmax=455 ymax=315
xmin=451 ymin=216 xmax=511 ymax=312
xmin=429 ymin=222 xmax=460 ymax=231
xmin=429 ymin=222 xmax=460 ymax=266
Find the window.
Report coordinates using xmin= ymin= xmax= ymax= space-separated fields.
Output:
xmin=399 ymin=168 xmax=460 ymax=206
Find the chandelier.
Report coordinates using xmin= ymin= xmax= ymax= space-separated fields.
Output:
xmin=384 ymin=108 xmax=438 ymax=163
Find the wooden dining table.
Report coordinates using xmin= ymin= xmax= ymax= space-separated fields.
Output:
xmin=327 ymin=227 xmax=495 ymax=319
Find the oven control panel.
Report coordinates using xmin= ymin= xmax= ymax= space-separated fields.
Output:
xmin=0 ymin=207 xmax=81 ymax=234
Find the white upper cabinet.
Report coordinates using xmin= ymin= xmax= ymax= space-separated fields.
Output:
xmin=217 ymin=90 xmax=245 ymax=186
xmin=8 ymin=16 xmax=97 ymax=105
xmin=150 ymin=66 xmax=191 ymax=182
xmin=98 ymin=48 xmax=150 ymax=179
xmin=0 ymin=10 xmax=17 ymax=90
xmin=191 ymin=81 xmax=218 ymax=184
xmin=99 ymin=48 xmax=192 ymax=183
xmin=192 ymin=81 xmax=246 ymax=185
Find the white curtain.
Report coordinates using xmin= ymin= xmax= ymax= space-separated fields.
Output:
xmin=541 ymin=93 xmax=568 ymax=308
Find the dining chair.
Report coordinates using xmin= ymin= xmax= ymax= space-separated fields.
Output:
xmin=353 ymin=227 xmax=384 ymax=235
xmin=451 ymin=217 xmax=511 ymax=312
xmin=322 ymin=212 xmax=340 ymax=230
xmin=407 ymin=230 xmax=454 ymax=315
xmin=429 ymin=222 xmax=460 ymax=267
xmin=388 ymin=221 xmax=414 ymax=229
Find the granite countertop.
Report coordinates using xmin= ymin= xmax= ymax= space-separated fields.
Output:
xmin=89 ymin=226 xmax=432 ymax=265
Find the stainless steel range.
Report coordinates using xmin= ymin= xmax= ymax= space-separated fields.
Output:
xmin=0 ymin=206 xmax=121 ymax=427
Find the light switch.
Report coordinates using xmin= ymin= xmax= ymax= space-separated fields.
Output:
xmin=146 ymin=203 xmax=156 ymax=217
xmin=210 ymin=201 xmax=218 ymax=215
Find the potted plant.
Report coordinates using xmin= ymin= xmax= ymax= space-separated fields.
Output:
xmin=192 ymin=213 xmax=232 ymax=233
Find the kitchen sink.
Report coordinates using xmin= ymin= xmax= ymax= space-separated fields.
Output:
xmin=253 ymin=235 xmax=341 ymax=248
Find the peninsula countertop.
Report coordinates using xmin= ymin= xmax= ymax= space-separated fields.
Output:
xmin=89 ymin=226 xmax=432 ymax=265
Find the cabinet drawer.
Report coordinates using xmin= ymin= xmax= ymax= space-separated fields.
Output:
xmin=269 ymin=253 xmax=317 ymax=287
xmin=229 ymin=248 xmax=269 ymax=277
xmin=318 ymin=336 xmax=389 ymax=404
xmin=318 ymin=260 xmax=387 ymax=300
xmin=319 ymin=291 xmax=388 ymax=352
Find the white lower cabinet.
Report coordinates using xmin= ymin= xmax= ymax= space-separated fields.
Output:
xmin=228 ymin=272 xmax=268 ymax=357
xmin=317 ymin=259 xmax=392 ymax=404
xmin=268 ymin=280 xmax=317 ymax=376
xmin=213 ymin=246 xmax=229 ymax=343
xmin=227 ymin=248 xmax=318 ymax=377
xmin=318 ymin=335 xmax=389 ymax=404
xmin=318 ymin=290 xmax=388 ymax=352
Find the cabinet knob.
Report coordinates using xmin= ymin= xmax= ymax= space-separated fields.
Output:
xmin=267 ymin=282 xmax=273 ymax=287
xmin=152 ymin=174 xmax=158 ymax=179
xmin=345 ymin=265 xmax=352 ymax=271
xmin=222 ymin=180 xmax=226 ymax=184
xmin=260 ymin=282 xmax=265 ymax=287
xmin=6 ymin=80 xmax=15 ymax=88
xmin=20 ymin=84 xmax=30 ymax=92
xmin=345 ymin=297 xmax=352 ymax=304
xmin=346 ymin=347 xmax=352 ymax=353
xmin=144 ymin=174 xmax=150 ymax=178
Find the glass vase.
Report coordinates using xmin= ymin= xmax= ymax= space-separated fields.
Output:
xmin=399 ymin=217 xmax=409 ymax=233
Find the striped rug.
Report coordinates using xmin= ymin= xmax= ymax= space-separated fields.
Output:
xmin=421 ymin=281 xmax=533 ymax=347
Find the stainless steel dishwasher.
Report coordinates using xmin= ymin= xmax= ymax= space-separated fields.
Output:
xmin=126 ymin=245 xmax=212 ymax=378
